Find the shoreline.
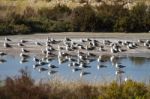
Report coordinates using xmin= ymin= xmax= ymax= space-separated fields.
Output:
xmin=0 ymin=33 xmax=150 ymax=57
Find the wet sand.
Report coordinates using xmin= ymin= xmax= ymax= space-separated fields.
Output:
xmin=0 ymin=33 xmax=150 ymax=57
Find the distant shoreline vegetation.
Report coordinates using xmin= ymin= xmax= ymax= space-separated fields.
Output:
xmin=0 ymin=0 xmax=150 ymax=35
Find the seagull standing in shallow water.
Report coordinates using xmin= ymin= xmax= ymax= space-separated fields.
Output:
xmin=4 ymin=42 xmax=11 ymax=48
xmin=5 ymin=37 xmax=11 ymax=41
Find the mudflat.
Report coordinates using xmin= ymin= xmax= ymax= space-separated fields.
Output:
xmin=0 ymin=32 xmax=150 ymax=57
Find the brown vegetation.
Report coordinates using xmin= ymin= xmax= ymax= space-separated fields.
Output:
xmin=0 ymin=0 xmax=149 ymax=35
xmin=0 ymin=68 xmax=150 ymax=99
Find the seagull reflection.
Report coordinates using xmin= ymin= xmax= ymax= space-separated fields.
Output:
xmin=33 ymin=64 xmax=41 ymax=69
xmin=80 ymin=71 xmax=91 ymax=77
xmin=115 ymin=69 xmax=125 ymax=75
xmin=72 ymin=68 xmax=82 ymax=72
xmin=48 ymin=70 xmax=57 ymax=75
xmin=115 ymin=63 xmax=126 ymax=69
xmin=97 ymin=64 xmax=107 ymax=70
xmin=20 ymin=53 xmax=29 ymax=58
xmin=48 ymin=63 xmax=58 ymax=69
xmin=0 ymin=59 xmax=7 ymax=64
xmin=79 ymin=63 xmax=91 ymax=69
xmin=0 ymin=52 xmax=6 ymax=56
xmin=19 ymin=58 xmax=28 ymax=64
xmin=38 ymin=67 xmax=48 ymax=72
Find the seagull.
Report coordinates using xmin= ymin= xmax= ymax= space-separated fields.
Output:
xmin=33 ymin=57 xmax=40 ymax=62
xmin=4 ymin=42 xmax=11 ymax=48
xmin=99 ymin=46 xmax=105 ymax=51
xmin=64 ymin=37 xmax=71 ymax=41
xmin=35 ymin=42 xmax=42 ymax=46
xmin=21 ymin=48 xmax=29 ymax=53
xmin=20 ymin=39 xmax=27 ymax=43
xmin=5 ymin=37 xmax=11 ymax=41
xmin=18 ymin=43 xmax=24 ymax=47
xmin=20 ymin=53 xmax=29 ymax=58
xmin=110 ymin=47 xmax=115 ymax=53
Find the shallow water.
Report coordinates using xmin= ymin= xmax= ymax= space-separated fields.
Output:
xmin=0 ymin=54 xmax=150 ymax=84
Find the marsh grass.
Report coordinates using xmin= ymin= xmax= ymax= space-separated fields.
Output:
xmin=0 ymin=68 xmax=150 ymax=99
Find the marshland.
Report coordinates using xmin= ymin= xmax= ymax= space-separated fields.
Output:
xmin=0 ymin=0 xmax=150 ymax=99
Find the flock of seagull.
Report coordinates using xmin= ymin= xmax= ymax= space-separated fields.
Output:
xmin=0 ymin=36 xmax=150 ymax=81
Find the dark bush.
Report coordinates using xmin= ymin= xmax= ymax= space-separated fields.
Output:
xmin=38 ymin=5 xmax=71 ymax=20
xmin=0 ymin=2 xmax=149 ymax=35
xmin=0 ymin=68 xmax=49 ymax=99
xmin=71 ymin=5 xmax=97 ymax=32
xmin=49 ymin=21 xmax=72 ymax=32
xmin=126 ymin=3 xmax=149 ymax=32
xmin=19 ymin=18 xmax=51 ymax=32
xmin=0 ymin=24 xmax=30 ymax=35
xmin=96 ymin=3 xmax=129 ymax=32
xmin=113 ymin=16 xmax=129 ymax=32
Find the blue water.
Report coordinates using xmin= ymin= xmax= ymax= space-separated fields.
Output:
xmin=0 ymin=54 xmax=150 ymax=83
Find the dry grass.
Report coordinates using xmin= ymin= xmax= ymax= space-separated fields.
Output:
xmin=0 ymin=67 xmax=150 ymax=99
xmin=0 ymin=0 xmax=149 ymax=20
xmin=0 ymin=0 xmax=149 ymax=10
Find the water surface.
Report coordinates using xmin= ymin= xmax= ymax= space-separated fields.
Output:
xmin=0 ymin=54 xmax=150 ymax=84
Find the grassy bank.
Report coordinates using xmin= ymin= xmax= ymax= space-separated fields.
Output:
xmin=0 ymin=0 xmax=150 ymax=35
xmin=0 ymin=68 xmax=150 ymax=99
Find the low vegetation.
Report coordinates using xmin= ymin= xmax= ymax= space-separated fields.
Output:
xmin=0 ymin=68 xmax=150 ymax=99
xmin=0 ymin=0 xmax=149 ymax=35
